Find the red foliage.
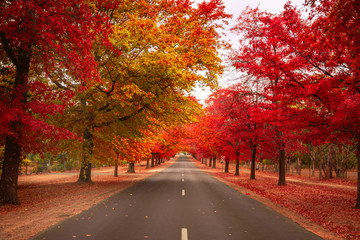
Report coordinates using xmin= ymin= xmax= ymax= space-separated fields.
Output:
xmin=0 ymin=0 xmax=113 ymax=149
xmin=0 ymin=0 xmax=116 ymax=205
xmin=229 ymin=0 xmax=360 ymax=205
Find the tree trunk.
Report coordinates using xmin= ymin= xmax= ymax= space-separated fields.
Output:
xmin=278 ymin=145 xmax=286 ymax=185
xmin=127 ymin=162 xmax=135 ymax=173
xmin=297 ymin=156 xmax=301 ymax=176
xmin=146 ymin=158 xmax=150 ymax=169
xmin=212 ymin=156 xmax=216 ymax=168
xmin=0 ymin=49 xmax=31 ymax=206
xmin=312 ymin=151 xmax=315 ymax=177
xmin=78 ymin=128 xmax=93 ymax=183
xmin=286 ymin=157 xmax=290 ymax=173
xmin=235 ymin=152 xmax=240 ymax=176
xmin=328 ymin=144 xmax=335 ymax=179
xmin=355 ymin=141 xmax=360 ymax=208
xmin=114 ymin=159 xmax=118 ymax=177
xmin=319 ymin=156 xmax=324 ymax=179
xmin=78 ymin=161 xmax=92 ymax=182
xmin=151 ymin=153 xmax=155 ymax=168
xmin=224 ymin=157 xmax=229 ymax=173
xmin=0 ymin=135 xmax=22 ymax=205
xmin=209 ymin=157 xmax=212 ymax=167
xmin=250 ymin=146 xmax=257 ymax=180
xmin=309 ymin=146 xmax=316 ymax=178
xmin=336 ymin=149 xmax=347 ymax=178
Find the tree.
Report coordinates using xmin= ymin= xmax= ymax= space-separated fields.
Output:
xmin=230 ymin=5 xmax=313 ymax=185
xmin=54 ymin=0 xmax=231 ymax=183
xmin=206 ymin=84 xmax=264 ymax=178
xmin=304 ymin=0 xmax=360 ymax=208
xmin=231 ymin=1 xmax=360 ymax=207
xmin=112 ymin=134 xmax=154 ymax=173
xmin=0 ymin=0 xmax=107 ymax=205
xmin=190 ymin=113 xmax=225 ymax=167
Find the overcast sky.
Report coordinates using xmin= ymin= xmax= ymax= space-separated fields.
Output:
xmin=191 ymin=0 xmax=306 ymax=103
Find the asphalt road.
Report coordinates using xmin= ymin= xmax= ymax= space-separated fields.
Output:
xmin=32 ymin=155 xmax=322 ymax=240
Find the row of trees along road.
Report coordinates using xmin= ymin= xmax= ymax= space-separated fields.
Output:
xmin=0 ymin=0 xmax=230 ymax=205
xmin=187 ymin=0 xmax=360 ymax=208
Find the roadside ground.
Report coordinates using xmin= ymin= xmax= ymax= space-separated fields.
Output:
xmin=190 ymin=157 xmax=359 ymax=240
xmin=0 ymin=159 xmax=176 ymax=240
xmin=1 ymin=156 xmax=358 ymax=240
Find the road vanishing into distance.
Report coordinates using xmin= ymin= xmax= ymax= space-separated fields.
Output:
xmin=32 ymin=156 xmax=322 ymax=240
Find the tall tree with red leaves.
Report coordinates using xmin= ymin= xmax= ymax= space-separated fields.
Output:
xmin=206 ymin=84 xmax=264 ymax=178
xmin=231 ymin=0 xmax=360 ymax=207
xmin=0 ymin=0 xmax=109 ymax=205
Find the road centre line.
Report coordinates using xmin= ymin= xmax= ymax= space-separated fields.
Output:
xmin=182 ymin=178 xmax=184 ymax=182
xmin=181 ymin=228 xmax=188 ymax=240
xmin=182 ymin=189 xmax=185 ymax=196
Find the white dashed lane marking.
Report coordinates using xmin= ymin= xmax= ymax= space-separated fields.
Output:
xmin=181 ymin=228 xmax=188 ymax=240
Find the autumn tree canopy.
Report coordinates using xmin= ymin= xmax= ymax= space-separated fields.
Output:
xmin=0 ymin=0 xmax=110 ymax=205
xmin=0 ymin=0 xmax=230 ymax=205
xmin=189 ymin=0 xmax=360 ymax=208
xmin=1 ymin=0 xmax=359 ymax=210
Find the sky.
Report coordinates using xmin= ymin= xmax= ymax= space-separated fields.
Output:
xmin=191 ymin=0 xmax=307 ymax=104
